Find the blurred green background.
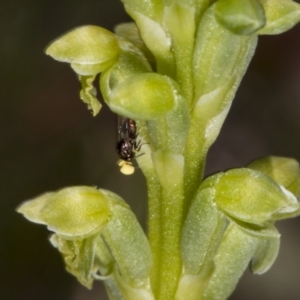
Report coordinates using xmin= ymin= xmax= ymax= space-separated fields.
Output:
xmin=1 ymin=1 xmax=300 ymax=299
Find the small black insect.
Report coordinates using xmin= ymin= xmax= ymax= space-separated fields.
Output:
xmin=116 ymin=117 xmax=141 ymax=174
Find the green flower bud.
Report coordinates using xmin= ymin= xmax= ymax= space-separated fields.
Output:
xmin=258 ymin=0 xmax=300 ymax=35
xmin=106 ymin=73 xmax=175 ymax=120
xmin=215 ymin=0 xmax=266 ymax=35
xmin=46 ymin=25 xmax=120 ymax=75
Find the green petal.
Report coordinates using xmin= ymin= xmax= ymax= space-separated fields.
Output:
xmin=79 ymin=75 xmax=101 ymax=116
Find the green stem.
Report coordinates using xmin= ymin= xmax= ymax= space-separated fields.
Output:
xmin=157 ymin=185 xmax=184 ymax=300
xmin=146 ymin=175 xmax=162 ymax=295
xmin=183 ymin=117 xmax=208 ymax=212
xmin=148 ymin=151 xmax=185 ymax=299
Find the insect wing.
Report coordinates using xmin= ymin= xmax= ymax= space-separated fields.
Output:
xmin=117 ymin=116 xmax=130 ymax=141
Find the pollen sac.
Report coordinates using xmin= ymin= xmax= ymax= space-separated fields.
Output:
xmin=118 ymin=159 xmax=135 ymax=175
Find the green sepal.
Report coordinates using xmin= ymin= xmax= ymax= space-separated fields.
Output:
xmin=177 ymin=187 xmax=228 ymax=300
xmin=203 ymin=168 xmax=299 ymax=225
xmin=96 ymin=222 xmax=154 ymax=300
xmin=106 ymin=73 xmax=176 ymax=120
xmin=229 ymin=219 xmax=280 ymax=274
xmin=181 ymin=187 xmax=228 ymax=275
xmin=202 ymin=223 xmax=259 ymax=300
xmin=46 ymin=25 xmax=120 ymax=75
xmin=79 ymin=75 xmax=101 ymax=116
xmin=247 ymin=156 xmax=300 ymax=197
xmin=101 ymin=201 xmax=152 ymax=289
xmin=215 ymin=0 xmax=266 ymax=35
xmin=17 ymin=186 xmax=112 ymax=238
xmin=258 ymin=0 xmax=300 ymax=35
xmin=201 ymin=219 xmax=280 ymax=299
